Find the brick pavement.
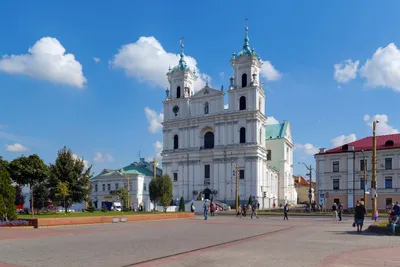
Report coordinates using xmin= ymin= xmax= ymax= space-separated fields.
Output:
xmin=0 ymin=216 xmax=399 ymax=267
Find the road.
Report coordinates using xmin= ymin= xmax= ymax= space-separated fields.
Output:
xmin=0 ymin=215 xmax=399 ymax=267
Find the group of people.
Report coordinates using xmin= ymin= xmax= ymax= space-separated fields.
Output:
xmin=236 ymin=203 xmax=260 ymax=219
xmin=201 ymin=200 xmax=217 ymax=220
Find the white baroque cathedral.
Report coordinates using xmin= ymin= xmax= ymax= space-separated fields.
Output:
xmin=161 ymin=27 xmax=297 ymax=208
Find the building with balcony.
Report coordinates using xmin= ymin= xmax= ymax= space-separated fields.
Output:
xmin=315 ymin=133 xmax=400 ymax=210
xmin=160 ymin=26 xmax=297 ymax=208
xmin=89 ymin=158 xmax=162 ymax=211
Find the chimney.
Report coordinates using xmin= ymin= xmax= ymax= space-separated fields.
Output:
xmin=319 ymin=148 xmax=326 ymax=153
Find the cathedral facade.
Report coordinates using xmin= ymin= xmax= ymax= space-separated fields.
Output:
xmin=161 ymin=27 xmax=297 ymax=208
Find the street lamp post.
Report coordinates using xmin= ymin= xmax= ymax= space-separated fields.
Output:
xmin=371 ymin=120 xmax=379 ymax=219
xmin=361 ymin=150 xmax=367 ymax=215
xmin=298 ymin=162 xmax=314 ymax=206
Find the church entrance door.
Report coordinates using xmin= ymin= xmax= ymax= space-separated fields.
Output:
xmin=203 ymin=188 xmax=211 ymax=200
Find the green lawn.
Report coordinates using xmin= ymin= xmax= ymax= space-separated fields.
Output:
xmin=377 ymin=221 xmax=389 ymax=227
xmin=18 ymin=211 xmax=178 ymax=219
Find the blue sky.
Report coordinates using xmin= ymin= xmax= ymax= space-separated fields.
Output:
xmin=1 ymin=0 xmax=400 ymax=177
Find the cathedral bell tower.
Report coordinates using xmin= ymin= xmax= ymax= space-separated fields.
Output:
xmin=164 ymin=39 xmax=198 ymax=121
xmin=228 ymin=26 xmax=265 ymax=114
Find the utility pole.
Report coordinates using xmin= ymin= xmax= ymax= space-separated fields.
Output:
xmin=235 ymin=163 xmax=239 ymax=212
xmin=309 ymin=165 xmax=312 ymax=206
xmin=371 ymin=120 xmax=378 ymax=219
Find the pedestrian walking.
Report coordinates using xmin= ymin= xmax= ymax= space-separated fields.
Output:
xmin=338 ymin=201 xmax=343 ymax=221
xmin=332 ymin=203 xmax=338 ymax=221
xmin=354 ymin=201 xmax=366 ymax=232
xmin=251 ymin=204 xmax=259 ymax=219
xmin=237 ymin=205 xmax=242 ymax=218
xmin=373 ymin=209 xmax=379 ymax=222
xmin=203 ymin=200 xmax=209 ymax=220
xmin=210 ymin=202 xmax=215 ymax=216
xmin=283 ymin=204 xmax=289 ymax=220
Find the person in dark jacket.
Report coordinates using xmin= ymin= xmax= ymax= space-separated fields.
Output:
xmin=354 ymin=201 xmax=366 ymax=232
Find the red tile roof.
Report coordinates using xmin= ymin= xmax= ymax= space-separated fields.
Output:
xmin=319 ymin=133 xmax=400 ymax=155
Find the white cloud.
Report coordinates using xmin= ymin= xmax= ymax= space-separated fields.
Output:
xmin=93 ymin=57 xmax=100 ymax=63
xmin=4 ymin=143 xmax=28 ymax=152
xmin=224 ymin=104 xmax=228 ymax=109
xmin=295 ymin=143 xmax=319 ymax=155
xmin=260 ymin=60 xmax=281 ymax=81
xmin=331 ymin=134 xmax=357 ymax=147
xmin=0 ymin=124 xmax=7 ymax=129
xmin=334 ymin=59 xmax=359 ymax=83
xmin=266 ymin=116 xmax=279 ymax=125
xmin=144 ymin=107 xmax=164 ymax=133
xmin=360 ymin=43 xmax=400 ymax=92
xmin=72 ymin=154 xmax=89 ymax=169
xmin=363 ymin=114 xmax=399 ymax=135
xmin=93 ymin=152 xmax=114 ymax=163
xmin=110 ymin=36 xmax=210 ymax=92
xmin=0 ymin=37 xmax=86 ymax=88
xmin=146 ymin=141 xmax=163 ymax=162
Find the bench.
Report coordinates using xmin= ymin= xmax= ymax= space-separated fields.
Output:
xmin=120 ymin=218 xmax=127 ymax=223
xmin=112 ymin=218 xmax=120 ymax=223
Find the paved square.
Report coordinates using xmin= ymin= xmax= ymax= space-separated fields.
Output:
xmin=0 ymin=215 xmax=399 ymax=267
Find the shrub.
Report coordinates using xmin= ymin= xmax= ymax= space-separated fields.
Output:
xmin=179 ymin=196 xmax=185 ymax=212
xmin=101 ymin=204 xmax=108 ymax=212
xmin=87 ymin=206 xmax=95 ymax=212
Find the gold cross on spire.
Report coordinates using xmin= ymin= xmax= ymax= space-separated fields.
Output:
xmin=245 ymin=16 xmax=248 ymax=31
xmin=179 ymin=36 xmax=184 ymax=49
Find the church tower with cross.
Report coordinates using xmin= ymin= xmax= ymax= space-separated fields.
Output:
xmin=161 ymin=26 xmax=297 ymax=208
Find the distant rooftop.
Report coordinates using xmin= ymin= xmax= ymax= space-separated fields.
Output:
xmin=318 ymin=133 xmax=400 ymax=155
xmin=91 ymin=158 xmax=162 ymax=181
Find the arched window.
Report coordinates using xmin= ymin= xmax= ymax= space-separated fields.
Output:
xmin=240 ymin=127 xmax=246 ymax=143
xmin=239 ymin=96 xmax=246 ymax=110
xmin=204 ymin=102 xmax=209 ymax=114
xmin=204 ymin=132 xmax=214 ymax=149
xmin=173 ymin=135 xmax=179 ymax=149
xmin=241 ymin=73 xmax=247 ymax=87
xmin=176 ymin=86 xmax=181 ymax=99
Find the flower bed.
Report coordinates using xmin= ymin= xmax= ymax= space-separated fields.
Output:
xmin=0 ymin=219 xmax=35 ymax=227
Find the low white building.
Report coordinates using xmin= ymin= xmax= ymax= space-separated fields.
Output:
xmin=161 ymin=26 xmax=297 ymax=208
xmin=89 ymin=158 xmax=162 ymax=211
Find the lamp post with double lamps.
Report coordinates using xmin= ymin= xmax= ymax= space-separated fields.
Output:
xmin=298 ymin=162 xmax=315 ymax=206
xmin=361 ymin=150 xmax=367 ymax=215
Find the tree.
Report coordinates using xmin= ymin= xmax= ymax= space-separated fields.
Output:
xmin=179 ymin=196 xmax=185 ymax=212
xmin=9 ymin=154 xmax=50 ymax=217
xmin=55 ymin=181 xmax=70 ymax=214
xmin=158 ymin=174 xmax=173 ymax=212
xmin=248 ymin=195 xmax=253 ymax=206
xmin=110 ymin=188 xmax=129 ymax=211
xmin=149 ymin=178 xmax=160 ymax=211
xmin=14 ymin=184 xmax=25 ymax=206
xmin=49 ymin=146 xmax=92 ymax=213
xmin=0 ymin=170 xmax=17 ymax=221
xmin=149 ymin=174 xmax=173 ymax=212
xmin=87 ymin=199 xmax=95 ymax=212
xmin=32 ymin=182 xmax=50 ymax=210
xmin=0 ymin=156 xmax=8 ymax=171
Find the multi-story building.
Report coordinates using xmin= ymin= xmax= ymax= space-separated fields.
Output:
xmin=161 ymin=26 xmax=297 ymax=208
xmin=315 ymin=133 xmax=400 ymax=210
xmin=89 ymin=158 xmax=162 ymax=211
